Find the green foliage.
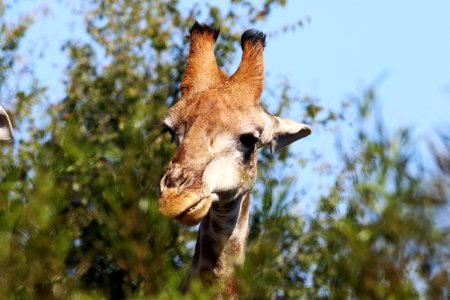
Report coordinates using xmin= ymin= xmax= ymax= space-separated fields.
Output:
xmin=1 ymin=1 xmax=449 ymax=299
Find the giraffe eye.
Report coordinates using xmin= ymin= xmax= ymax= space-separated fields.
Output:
xmin=239 ymin=133 xmax=259 ymax=149
xmin=162 ymin=126 xmax=175 ymax=143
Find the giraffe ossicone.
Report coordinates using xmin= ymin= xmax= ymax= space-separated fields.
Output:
xmin=158 ymin=21 xmax=311 ymax=297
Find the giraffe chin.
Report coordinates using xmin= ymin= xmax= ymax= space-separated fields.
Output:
xmin=158 ymin=190 xmax=212 ymax=226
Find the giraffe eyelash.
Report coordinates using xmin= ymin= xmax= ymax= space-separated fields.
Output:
xmin=161 ymin=125 xmax=176 ymax=143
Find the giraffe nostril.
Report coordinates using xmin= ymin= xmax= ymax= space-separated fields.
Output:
xmin=176 ymin=172 xmax=195 ymax=195
xmin=164 ymin=172 xmax=174 ymax=187
xmin=162 ymin=166 xmax=196 ymax=192
xmin=179 ymin=176 xmax=188 ymax=188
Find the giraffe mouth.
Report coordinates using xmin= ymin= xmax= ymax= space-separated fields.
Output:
xmin=159 ymin=187 xmax=214 ymax=226
xmin=176 ymin=196 xmax=212 ymax=225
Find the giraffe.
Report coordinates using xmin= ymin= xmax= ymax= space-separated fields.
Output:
xmin=0 ymin=105 xmax=13 ymax=141
xmin=158 ymin=22 xmax=311 ymax=298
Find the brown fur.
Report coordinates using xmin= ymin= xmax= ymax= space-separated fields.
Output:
xmin=159 ymin=23 xmax=266 ymax=298
xmin=158 ymin=89 xmax=260 ymax=224
xmin=158 ymin=22 xmax=310 ymax=298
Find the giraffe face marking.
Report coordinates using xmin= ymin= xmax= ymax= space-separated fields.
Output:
xmin=159 ymin=93 xmax=262 ymax=225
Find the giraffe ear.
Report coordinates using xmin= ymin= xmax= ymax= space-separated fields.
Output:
xmin=0 ymin=106 xmax=13 ymax=141
xmin=260 ymin=114 xmax=311 ymax=153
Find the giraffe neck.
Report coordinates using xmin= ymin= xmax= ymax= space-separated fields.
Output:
xmin=189 ymin=193 xmax=251 ymax=296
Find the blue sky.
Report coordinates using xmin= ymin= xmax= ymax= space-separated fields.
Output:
xmin=264 ymin=1 xmax=450 ymax=133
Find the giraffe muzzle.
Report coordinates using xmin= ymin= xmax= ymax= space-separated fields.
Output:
xmin=159 ymin=165 xmax=213 ymax=225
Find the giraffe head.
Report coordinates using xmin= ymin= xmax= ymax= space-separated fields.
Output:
xmin=158 ymin=22 xmax=311 ymax=225
xmin=0 ymin=105 xmax=13 ymax=141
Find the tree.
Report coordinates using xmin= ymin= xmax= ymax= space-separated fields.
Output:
xmin=0 ymin=1 xmax=448 ymax=299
